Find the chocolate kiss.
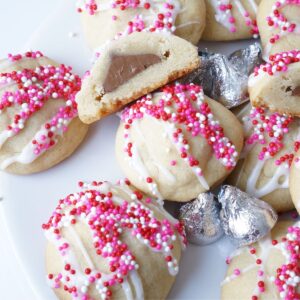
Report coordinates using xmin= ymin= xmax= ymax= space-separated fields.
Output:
xmin=219 ymin=185 xmax=278 ymax=248
xmin=179 ymin=192 xmax=224 ymax=245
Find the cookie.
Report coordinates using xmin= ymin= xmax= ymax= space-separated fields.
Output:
xmin=289 ymin=151 xmax=300 ymax=213
xmin=257 ymin=0 xmax=300 ymax=59
xmin=0 ymin=52 xmax=88 ymax=175
xmin=227 ymin=103 xmax=299 ymax=212
xmin=202 ymin=0 xmax=260 ymax=41
xmin=76 ymin=32 xmax=200 ymax=124
xmin=77 ymin=0 xmax=206 ymax=49
xmin=115 ymin=83 xmax=244 ymax=203
xmin=221 ymin=220 xmax=300 ymax=300
xmin=42 ymin=180 xmax=185 ymax=300
xmin=249 ymin=51 xmax=300 ymax=116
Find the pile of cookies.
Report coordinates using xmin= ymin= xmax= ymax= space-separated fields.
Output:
xmin=2 ymin=0 xmax=300 ymax=299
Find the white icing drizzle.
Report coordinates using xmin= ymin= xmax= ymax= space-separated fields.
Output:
xmin=153 ymin=162 xmax=176 ymax=183
xmin=0 ymin=117 xmax=71 ymax=170
xmin=246 ymin=159 xmax=289 ymax=198
xmin=68 ymin=226 xmax=95 ymax=269
xmin=221 ymin=264 xmax=256 ymax=285
xmin=209 ymin=0 xmax=234 ymax=31
xmin=129 ymin=144 xmax=151 ymax=179
xmin=248 ymin=0 xmax=258 ymax=13
xmin=233 ymin=0 xmax=250 ymax=23
xmin=175 ymin=21 xmax=202 ymax=30
xmin=129 ymin=270 xmax=144 ymax=300
xmin=131 ymin=120 xmax=176 ymax=184
xmin=121 ymin=278 xmax=134 ymax=300
xmin=163 ymin=121 xmax=210 ymax=190
xmin=0 ymin=131 xmax=13 ymax=149
xmin=127 ymin=144 xmax=164 ymax=203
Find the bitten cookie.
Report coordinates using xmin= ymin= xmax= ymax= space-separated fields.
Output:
xmin=227 ymin=103 xmax=299 ymax=212
xmin=42 ymin=180 xmax=185 ymax=300
xmin=249 ymin=50 xmax=300 ymax=116
xmin=258 ymin=0 xmax=300 ymax=59
xmin=77 ymin=0 xmax=206 ymax=49
xmin=221 ymin=220 xmax=300 ymax=300
xmin=115 ymin=83 xmax=244 ymax=203
xmin=0 ymin=52 xmax=88 ymax=175
xmin=76 ymin=32 xmax=200 ymax=124
xmin=202 ymin=0 xmax=260 ymax=41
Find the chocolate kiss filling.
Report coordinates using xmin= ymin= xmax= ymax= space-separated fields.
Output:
xmin=292 ymin=86 xmax=300 ymax=96
xmin=103 ymin=54 xmax=162 ymax=93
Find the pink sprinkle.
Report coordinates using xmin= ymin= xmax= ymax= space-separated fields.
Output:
xmin=234 ymin=269 xmax=241 ymax=276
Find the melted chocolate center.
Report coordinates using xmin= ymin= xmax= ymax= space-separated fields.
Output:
xmin=103 ymin=54 xmax=161 ymax=93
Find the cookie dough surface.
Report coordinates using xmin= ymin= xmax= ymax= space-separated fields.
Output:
xmin=78 ymin=0 xmax=206 ymax=49
xmin=116 ymin=83 xmax=244 ymax=202
xmin=202 ymin=0 xmax=260 ymax=41
xmin=43 ymin=181 xmax=184 ymax=300
xmin=222 ymin=220 xmax=299 ymax=300
xmin=0 ymin=52 xmax=88 ymax=174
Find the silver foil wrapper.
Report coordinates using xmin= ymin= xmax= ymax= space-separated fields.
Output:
xmin=219 ymin=185 xmax=278 ymax=248
xmin=179 ymin=192 xmax=224 ymax=245
xmin=182 ymin=43 xmax=262 ymax=108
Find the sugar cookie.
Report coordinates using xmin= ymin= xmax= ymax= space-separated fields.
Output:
xmin=116 ymin=83 xmax=244 ymax=202
xmin=0 ymin=52 xmax=88 ymax=174
xmin=257 ymin=0 xmax=300 ymax=59
xmin=249 ymin=50 xmax=300 ymax=116
xmin=222 ymin=220 xmax=300 ymax=300
xmin=77 ymin=0 xmax=206 ymax=49
xmin=228 ymin=103 xmax=298 ymax=212
xmin=42 ymin=180 xmax=185 ymax=299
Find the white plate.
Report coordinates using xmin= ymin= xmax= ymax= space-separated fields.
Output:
xmin=0 ymin=1 xmax=254 ymax=299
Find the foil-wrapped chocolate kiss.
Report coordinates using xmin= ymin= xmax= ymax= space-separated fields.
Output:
xmin=179 ymin=192 xmax=224 ymax=246
xmin=181 ymin=43 xmax=262 ymax=108
xmin=219 ymin=185 xmax=278 ymax=248
xmin=179 ymin=186 xmax=278 ymax=247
